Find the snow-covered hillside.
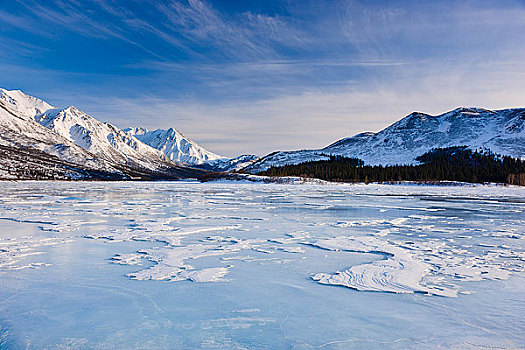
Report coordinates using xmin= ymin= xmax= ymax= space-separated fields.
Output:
xmin=0 ymin=88 xmax=206 ymax=179
xmin=0 ymin=91 xmax=126 ymax=179
xmin=125 ymin=127 xmax=224 ymax=165
xmin=1 ymin=88 xmax=252 ymax=173
xmin=244 ymin=107 xmax=525 ymax=173
xmin=199 ymin=154 xmax=259 ymax=172
xmin=35 ymin=106 xmax=174 ymax=171
xmin=1 ymin=88 xmax=54 ymax=120
xmin=2 ymin=88 xmax=183 ymax=172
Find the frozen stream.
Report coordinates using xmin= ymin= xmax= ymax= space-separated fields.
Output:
xmin=0 ymin=181 xmax=524 ymax=349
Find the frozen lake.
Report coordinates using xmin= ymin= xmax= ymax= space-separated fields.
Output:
xmin=0 ymin=181 xmax=524 ymax=349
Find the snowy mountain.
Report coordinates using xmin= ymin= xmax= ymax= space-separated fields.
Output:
xmin=0 ymin=89 xmax=125 ymax=179
xmin=0 ymin=89 xmax=205 ymax=180
xmin=125 ymin=127 xmax=224 ymax=165
xmin=124 ymin=127 xmax=260 ymax=171
xmin=198 ymin=154 xmax=259 ymax=172
xmin=244 ymin=107 xmax=525 ymax=173
xmin=3 ymin=87 xmax=522 ymax=180
xmin=35 ymin=106 xmax=176 ymax=171
xmin=1 ymin=88 xmax=254 ymax=175
xmin=0 ymin=88 xmax=54 ymax=120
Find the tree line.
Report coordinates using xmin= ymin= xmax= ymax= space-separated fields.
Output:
xmin=257 ymin=147 xmax=525 ymax=185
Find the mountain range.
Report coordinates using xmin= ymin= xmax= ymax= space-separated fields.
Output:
xmin=0 ymin=88 xmax=523 ymax=180
xmin=0 ymin=89 xmax=222 ymax=180
xmin=243 ymin=107 xmax=525 ymax=173
xmin=124 ymin=126 xmax=224 ymax=165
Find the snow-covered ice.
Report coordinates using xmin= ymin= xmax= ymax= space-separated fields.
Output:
xmin=0 ymin=181 xmax=523 ymax=348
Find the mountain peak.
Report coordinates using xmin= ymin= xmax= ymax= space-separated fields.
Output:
xmin=23 ymin=100 xmax=176 ymax=170
xmin=129 ymin=127 xmax=224 ymax=164
xmin=0 ymin=88 xmax=55 ymax=119
xmin=64 ymin=105 xmax=80 ymax=112
xmin=124 ymin=126 xmax=149 ymax=136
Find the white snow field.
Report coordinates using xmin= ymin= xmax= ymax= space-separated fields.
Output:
xmin=0 ymin=181 xmax=523 ymax=349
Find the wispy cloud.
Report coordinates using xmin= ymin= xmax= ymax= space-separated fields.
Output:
xmin=2 ymin=0 xmax=308 ymax=63
xmin=2 ymin=0 xmax=169 ymax=59
xmin=83 ymin=57 xmax=525 ymax=156
xmin=155 ymin=0 xmax=304 ymax=60
xmin=1 ymin=0 xmax=524 ymax=156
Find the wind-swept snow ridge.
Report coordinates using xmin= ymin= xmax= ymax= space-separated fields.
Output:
xmin=0 ymin=234 xmax=73 ymax=270
xmin=244 ymin=107 xmax=525 ymax=172
xmin=310 ymin=235 xmax=513 ymax=297
xmin=126 ymin=127 xmax=224 ymax=165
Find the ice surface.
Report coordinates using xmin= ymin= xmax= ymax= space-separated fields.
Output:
xmin=0 ymin=181 xmax=523 ymax=348
xmin=309 ymin=235 xmax=516 ymax=297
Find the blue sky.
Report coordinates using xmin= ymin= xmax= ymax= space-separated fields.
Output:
xmin=1 ymin=0 xmax=525 ymax=156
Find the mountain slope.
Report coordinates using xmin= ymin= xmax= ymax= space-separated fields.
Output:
xmin=125 ymin=127 xmax=224 ymax=165
xmin=0 ymin=89 xmax=54 ymax=120
xmin=0 ymin=94 xmax=127 ymax=179
xmin=2 ymin=88 xmax=180 ymax=171
xmin=0 ymin=89 xmax=206 ymax=180
xmin=196 ymin=154 xmax=259 ymax=172
xmin=35 ymin=107 xmax=176 ymax=171
xmin=244 ymin=107 xmax=525 ymax=173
